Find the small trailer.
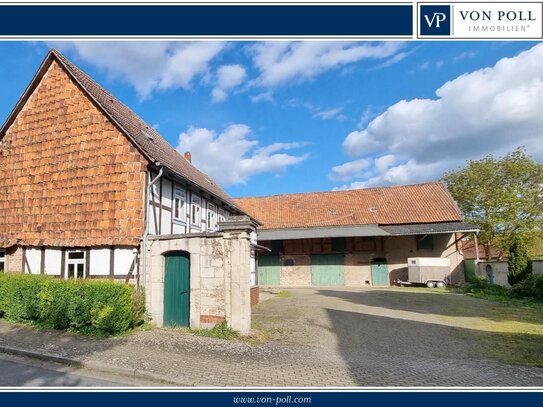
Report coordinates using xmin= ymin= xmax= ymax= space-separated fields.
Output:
xmin=395 ymin=257 xmax=451 ymax=288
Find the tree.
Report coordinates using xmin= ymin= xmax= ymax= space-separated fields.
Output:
xmin=443 ymin=148 xmax=543 ymax=259
xmin=507 ymin=235 xmax=530 ymax=285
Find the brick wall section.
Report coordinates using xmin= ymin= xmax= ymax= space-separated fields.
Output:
xmin=0 ymin=61 xmax=148 ymax=246
xmin=250 ymin=286 xmax=259 ymax=306
xmin=200 ymin=315 xmax=226 ymax=324
xmin=6 ymin=246 xmax=23 ymax=273
xmin=257 ymin=234 xmax=464 ymax=287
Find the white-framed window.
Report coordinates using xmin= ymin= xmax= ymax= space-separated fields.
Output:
xmin=66 ymin=250 xmax=86 ymax=279
xmin=0 ymin=249 xmax=5 ymax=272
xmin=207 ymin=203 xmax=216 ymax=230
xmin=173 ymin=187 xmax=186 ymax=222
xmin=218 ymin=207 xmax=226 ymax=223
xmin=191 ymin=195 xmax=201 ymax=226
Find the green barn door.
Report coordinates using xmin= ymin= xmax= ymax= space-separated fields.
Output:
xmin=164 ymin=252 xmax=190 ymax=327
xmin=258 ymin=255 xmax=280 ymax=285
xmin=311 ymin=254 xmax=345 ymax=286
xmin=371 ymin=259 xmax=388 ymax=286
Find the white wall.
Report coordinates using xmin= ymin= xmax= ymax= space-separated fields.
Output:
xmin=26 ymin=248 xmax=41 ymax=274
xmin=24 ymin=246 xmax=137 ymax=278
xmin=44 ymin=248 xmax=62 ymax=276
xmin=160 ymin=178 xmax=173 ymax=234
xmin=115 ymin=247 xmax=137 ymax=276
xmin=90 ymin=248 xmax=110 ymax=276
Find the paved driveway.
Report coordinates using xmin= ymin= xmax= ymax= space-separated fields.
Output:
xmin=252 ymin=287 xmax=543 ymax=386
xmin=1 ymin=288 xmax=542 ymax=387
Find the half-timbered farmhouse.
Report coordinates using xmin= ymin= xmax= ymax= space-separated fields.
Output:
xmin=0 ymin=49 xmax=258 ymax=332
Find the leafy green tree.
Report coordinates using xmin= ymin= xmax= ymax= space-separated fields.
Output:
xmin=507 ymin=235 xmax=530 ymax=285
xmin=443 ymin=148 xmax=543 ymax=259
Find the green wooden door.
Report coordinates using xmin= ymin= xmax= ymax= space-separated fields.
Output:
xmin=258 ymin=255 xmax=280 ymax=285
xmin=164 ymin=252 xmax=190 ymax=327
xmin=371 ymin=259 xmax=388 ymax=286
xmin=311 ymin=254 xmax=345 ymax=286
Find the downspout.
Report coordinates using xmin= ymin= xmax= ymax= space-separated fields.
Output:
xmin=141 ymin=165 xmax=163 ymax=288
xmin=474 ymin=232 xmax=480 ymax=262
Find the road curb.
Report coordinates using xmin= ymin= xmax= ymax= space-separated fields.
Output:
xmin=0 ymin=345 xmax=189 ymax=386
xmin=0 ymin=344 xmax=82 ymax=366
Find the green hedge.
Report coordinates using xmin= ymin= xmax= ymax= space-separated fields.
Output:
xmin=0 ymin=274 xmax=145 ymax=336
xmin=511 ymin=274 xmax=543 ymax=301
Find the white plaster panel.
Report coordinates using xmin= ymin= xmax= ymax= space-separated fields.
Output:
xmin=115 ymin=248 xmax=137 ymax=276
xmin=44 ymin=248 xmax=62 ymax=276
xmin=90 ymin=248 xmax=110 ymax=276
xmin=26 ymin=248 xmax=41 ymax=275
xmin=161 ymin=178 xmax=173 ymax=207
xmin=161 ymin=206 xmax=172 ymax=235
xmin=172 ymin=223 xmax=186 ymax=234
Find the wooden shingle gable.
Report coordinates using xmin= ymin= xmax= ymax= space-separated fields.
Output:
xmin=0 ymin=58 xmax=148 ymax=246
xmin=1 ymin=49 xmax=247 ymax=216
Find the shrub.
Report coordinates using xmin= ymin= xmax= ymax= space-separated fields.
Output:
xmin=508 ymin=235 xmax=531 ymax=285
xmin=464 ymin=278 xmax=510 ymax=297
xmin=0 ymin=274 xmax=47 ymax=322
xmin=0 ymin=274 xmax=145 ymax=335
xmin=192 ymin=321 xmax=239 ymax=340
xmin=511 ymin=274 xmax=543 ymax=301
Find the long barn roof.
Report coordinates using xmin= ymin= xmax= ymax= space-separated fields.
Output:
xmin=234 ymin=182 xmax=465 ymax=230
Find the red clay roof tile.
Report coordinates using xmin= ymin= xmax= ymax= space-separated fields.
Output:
xmin=234 ymin=182 xmax=463 ymax=230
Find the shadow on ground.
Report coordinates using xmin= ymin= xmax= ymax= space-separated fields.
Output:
xmin=253 ymin=288 xmax=543 ymax=385
xmin=323 ymin=307 xmax=543 ymax=386
xmin=315 ymin=288 xmax=543 ymax=324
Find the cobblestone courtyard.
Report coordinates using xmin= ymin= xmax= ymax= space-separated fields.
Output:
xmin=1 ymin=287 xmax=542 ymax=387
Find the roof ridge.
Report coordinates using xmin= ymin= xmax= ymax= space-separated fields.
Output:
xmin=233 ymin=181 xmax=445 ymax=200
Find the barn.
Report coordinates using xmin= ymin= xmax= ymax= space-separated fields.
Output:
xmin=234 ymin=183 xmax=478 ymax=287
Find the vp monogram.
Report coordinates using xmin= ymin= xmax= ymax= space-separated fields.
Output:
xmin=424 ymin=12 xmax=448 ymax=28
xmin=420 ymin=5 xmax=451 ymax=36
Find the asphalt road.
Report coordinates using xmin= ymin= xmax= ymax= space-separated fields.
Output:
xmin=0 ymin=354 xmax=131 ymax=387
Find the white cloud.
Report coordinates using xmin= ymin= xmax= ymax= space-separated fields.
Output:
xmin=51 ymin=41 xmax=225 ymax=98
xmin=369 ymin=50 xmax=413 ymax=71
xmin=357 ymin=106 xmax=379 ymax=128
xmin=250 ymin=42 xmax=405 ymax=87
xmin=287 ymin=98 xmax=347 ymax=122
xmin=250 ymin=91 xmax=274 ymax=103
xmin=336 ymin=43 xmax=543 ymax=188
xmin=419 ymin=61 xmax=430 ymax=70
xmin=313 ymin=107 xmax=346 ymax=121
xmin=454 ymin=50 xmax=478 ymax=62
xmin=177 ymin=124 xmax=309 ymax=186
xmin=329 ymin=158 xmax=372 ymax=182
xmin=211 ymin=64 xmax=247 ymax=103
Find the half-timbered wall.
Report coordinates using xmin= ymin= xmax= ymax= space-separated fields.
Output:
xmin=147 ymin=172 xmax=232 ymax=236
xmin=6 ymin=246 xmax=138 ymax=281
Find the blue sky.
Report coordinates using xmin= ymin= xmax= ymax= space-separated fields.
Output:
xmin=1 ymin=41 xmax=541 ymax=197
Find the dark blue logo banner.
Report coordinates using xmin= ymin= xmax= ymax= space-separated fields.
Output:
xmin=0 ymin=5 xmax=413 ymax=37
xmin=1 ymin=391 xmax=543 ymax=407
